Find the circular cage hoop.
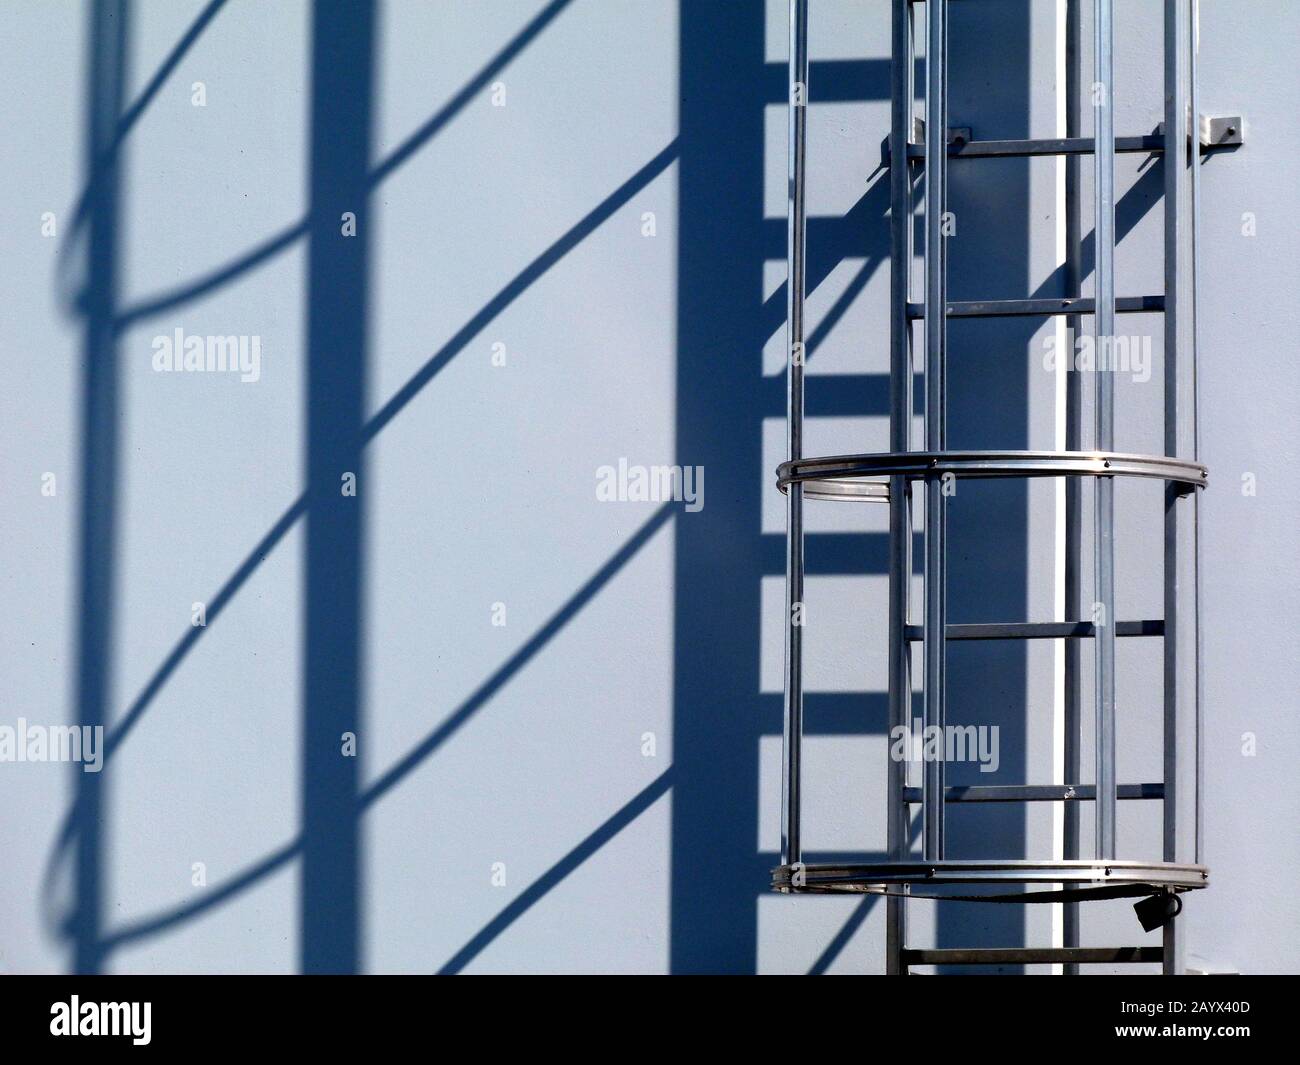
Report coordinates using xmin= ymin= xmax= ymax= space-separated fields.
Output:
xmin=777 ymin=449 xmax=1209 ymax=499
xmin=772 ymin=859 xmax=1209 ymax=898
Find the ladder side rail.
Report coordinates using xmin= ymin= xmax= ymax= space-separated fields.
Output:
xmin=887 ymin=0 xmax=917 ymax=976
xmin=781 ymin=0 xmax=810 ymax=869
xmin=1093 ymin=0 xmax=1119 ymax=861
xmin=922 ymin=0 xmax=949 ymax=864
xmin=1162 ymin=0 xmax=1200 ymax=978
xmin=1062 ymin=0 xmax=1086 ymax=970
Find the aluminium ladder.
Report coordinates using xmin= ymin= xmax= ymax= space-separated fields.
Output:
xmin=773 ymin=0 xmax=1234 ymax=975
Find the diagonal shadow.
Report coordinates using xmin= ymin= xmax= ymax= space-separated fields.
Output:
xmin=436 ymin=769 xmax=676 ymax=974
xmin=46 ymin=21 xmax=591 ymax=941
xmin=363 ymin=502 xmax=676 ymax=806
xmin=364 ymin=140 xmax=678 ymax=442
xmin=760 ymin=173 xmax=893 ymax=346
xmin=44 ymin=139 xmax=680 ymax=945
xmin=367 ymin=0 xmax=573 ymax=188
xmin=44 ymin=137 xmax=679 ymax=939
xmin=806 ymin=814 xmax=922 ymax=975
xmin=45 ymin=138 xmax=679 ymax=868
xmin=807 ymin=894 xmax=878 ymax=976
xmin=111 ymin=0 xmax=576 ymax=328
xmin=59 ymin=0 xmax=227 ymax=262
xmin=95 ymin=502 xmax=677 ymax=952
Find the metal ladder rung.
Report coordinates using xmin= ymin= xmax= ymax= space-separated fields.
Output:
xmin=902 ymin=125 xmax=1241 ymax=160
xmin=902 ymin=947 xmax=1162 ymax=967
xmin=905 ymin=295 xmax=1164 ymax=320
xmin=903 ymin=620 xmax=1163 ymax=641
xmin=902 ymin=784 xmax=1164 ymax=804
xmin=908 ymin=134 xmax=1163 ymax=159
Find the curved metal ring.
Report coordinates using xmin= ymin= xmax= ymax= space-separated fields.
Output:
xmin=771 ymin=859 xmax=1209 ymax=895
xmin=777 ymin=450 xmax=1208 ymax=501
xmin=793 ymin=478 xmax=892 ymax=502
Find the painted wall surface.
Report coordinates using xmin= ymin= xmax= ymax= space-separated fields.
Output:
xmin=0 ymin=0 xmax=1295 ymax=974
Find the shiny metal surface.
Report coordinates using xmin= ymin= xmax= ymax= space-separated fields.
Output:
xmin=778 ymin=449 xmax=1209 ymax=492
xmin=922 ymin=0 xmax=950 ymax=868
xmin=1094 ymin=0 xmax=1119 ymax=864
xmin=773 ymin=859 xmax=1209 ymax=894
xmin=780 ymin=0 xmax=809 ymax=870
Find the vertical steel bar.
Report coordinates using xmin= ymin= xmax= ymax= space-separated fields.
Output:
xmin=1190 ymin=0 xmax=1204 ymax=870
xmin=1062 ymin=0 xmax=1084 ymax=972
xmin=922 ymin=0 xmax=948 ymax=862
xmin=886 ymin=0 xmax=915 ymax=975
xmin=1162 ymin=0 xmax=1198 ymax=976
xmin=1092 ymin=0 xmax=1118 ymax=860
xmin=781 ymin=0 xmax=809 ymax=869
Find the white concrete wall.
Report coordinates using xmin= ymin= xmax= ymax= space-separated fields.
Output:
xmin=0 ymin=0 xmax=1294 ymax=974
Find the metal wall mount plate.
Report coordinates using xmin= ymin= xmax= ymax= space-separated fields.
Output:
xmin=1199 ymin=114 xmax=1244 ymax=147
